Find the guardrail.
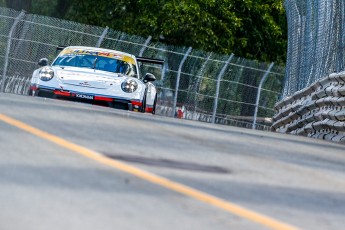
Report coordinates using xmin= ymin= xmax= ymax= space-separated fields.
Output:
xmin=271 ymin=72 xmax=345 ymax=143
xmin=157 ymin=104 xmax=272 ymax=131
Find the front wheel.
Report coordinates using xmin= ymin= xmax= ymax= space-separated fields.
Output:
xmin=152 ymin=94 xmax=157 ymax=114
xmin=140 ymin=89 xmax=147 ymax=113
xmin=27 ymin=87 xmax=36 ymax=96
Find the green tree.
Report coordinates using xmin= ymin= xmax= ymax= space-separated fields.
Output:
xmin=5 ymin=0 xmax=32 ymax=11
xmin=0 ymin=0 xmax=287 ymax=64
xmin=65 ymin=0 xmax=286 ymax=64
xmin=232 ymin=0 xmax=287 ymax=64
xmin=52 ymin=0 xmax=74 ymax=18
xmin=30 ymin=0 xmax=74 ymax=18
xmin=0 ymin=0 xmax=74 ymax=19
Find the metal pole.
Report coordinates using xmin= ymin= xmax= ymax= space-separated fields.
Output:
xmin=212 ymin=53 xmax=234 ymax=123
xmin=252 ymin=62 xmax=274 ymax=130
xmin=95 ymin=26 xmax=109 ymax=48
xmin=139 ymin=36 xmax=152 ymax=56
xmin=194 ymin=53 xmax=212 ymax=115
xmin=161 ymin=62 xmax=167 ymax=81
xmin=172 ymin=47 xmax=192 ymax=117
xmin=1 ymin=10 xmax=26 ymax=93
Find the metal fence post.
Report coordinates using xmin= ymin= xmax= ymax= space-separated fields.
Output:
xmin=212 ymin=53 xmax=234 ymax=123
xmin=95 ymin=26 xmax=109 ymax=48
xmin=1 ymin=10 xmax=26 ymax=93
xmin=252 ymin=62 xmax=274 ymax=129
xmin=161 ymin=62 xmax=167 ymax=82
xmin=172 ymin=47 xmax=192 ymax=117
xmin=194 ymin=53 xmax=212 ymax=115
xmin=139 ymin=36 xmax=152 ymax=56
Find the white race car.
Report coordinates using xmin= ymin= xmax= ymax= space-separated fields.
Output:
xmin=29 ymin=46 xmax=164 ymax=113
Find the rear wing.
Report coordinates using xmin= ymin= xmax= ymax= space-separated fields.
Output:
xmin=137 ymin=57 xmax=165 ymax=80
xmin=57 ymin=46 xmax=67 ymax=51
xmin=136 ymin=57 xmax=164 ymax=66
xmin=55 ymin=46 xmax=67 ymax=55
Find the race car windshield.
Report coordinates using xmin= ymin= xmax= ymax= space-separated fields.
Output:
xmin=52 ymin=54 xmax=138 ymax=78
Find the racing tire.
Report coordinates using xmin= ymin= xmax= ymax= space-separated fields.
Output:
xmin=140 ymin=88 xmax=147 ymax=113
xmin=152 ymin=94 xmax=157 ymax=114
xmin=27 ymin=87 xmax=37 ymax=96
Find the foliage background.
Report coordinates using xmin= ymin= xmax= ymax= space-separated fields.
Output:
xmin=0 ymin=0 xmax=287 ymax=65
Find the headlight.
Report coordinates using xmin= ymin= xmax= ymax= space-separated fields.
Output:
xmin=39 ymin=66 xmax=54 ymax=81
xmin=121 ymin=79 xmax=138 ymax=93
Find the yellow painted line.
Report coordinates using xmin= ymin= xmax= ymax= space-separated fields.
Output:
xmin=0 ymin=113 xmax=299 ymax=230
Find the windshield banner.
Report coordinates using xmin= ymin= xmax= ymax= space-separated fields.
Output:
xmin=60 ymin=48 xmax=136 ymax=64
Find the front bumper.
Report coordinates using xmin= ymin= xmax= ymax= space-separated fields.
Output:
xmin=30 ymin=85 xmax=143 ymax=112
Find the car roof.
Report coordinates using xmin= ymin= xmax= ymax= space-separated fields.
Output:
xmin=62 ymin=46 xmax=137 ymax=60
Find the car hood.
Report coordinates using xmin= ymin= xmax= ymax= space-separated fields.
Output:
xmin=55 ymin=67 xmax=124 ymax=89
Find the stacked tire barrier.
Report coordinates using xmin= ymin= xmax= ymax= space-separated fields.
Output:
xmin=272 ymin=72 xmax=345 ymax=143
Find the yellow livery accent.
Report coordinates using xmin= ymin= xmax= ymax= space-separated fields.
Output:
xmin=60 ymin=48 xmax=136 ymax=64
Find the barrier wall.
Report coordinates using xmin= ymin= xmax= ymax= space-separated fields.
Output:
xmin=272 ymin=72 xmax=345 ymax=143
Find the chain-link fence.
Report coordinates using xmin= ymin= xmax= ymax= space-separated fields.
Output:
xmin=284 ymin=0 xmax=345 ymax=97
xmin=0 ymin=7 xmax=285 ymax=130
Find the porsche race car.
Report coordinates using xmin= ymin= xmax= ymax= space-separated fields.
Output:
xmin=29 ymin=46 xmax=164 ymax=113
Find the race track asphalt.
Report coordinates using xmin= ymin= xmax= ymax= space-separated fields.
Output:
xmin=0 ymin=93 xmax=344 ymax=230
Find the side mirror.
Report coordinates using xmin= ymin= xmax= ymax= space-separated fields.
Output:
xmin=143 ymin=73 xmax=156 ymax=83
xmin=38 ymin=58 xmax=49 ymax=67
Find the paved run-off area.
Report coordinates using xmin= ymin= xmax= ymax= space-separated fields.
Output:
xmin=0 ymin=93 xmax=344 ymax=230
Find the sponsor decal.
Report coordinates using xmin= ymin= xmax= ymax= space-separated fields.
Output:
xmin=60 ymin=48 xmax=135 ymax=64
xmin=79 ymin=82 xmax=91 ymax=86
xmin=75 ymin=94 xmax=94 ymax=100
